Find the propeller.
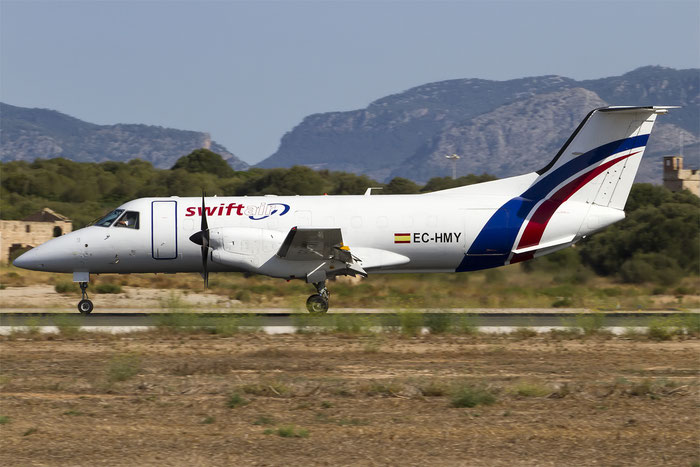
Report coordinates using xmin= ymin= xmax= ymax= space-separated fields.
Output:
xmin=188 ymin=191 xmax=210 ymax=288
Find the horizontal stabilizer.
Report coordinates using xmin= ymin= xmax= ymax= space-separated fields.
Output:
xmin=511 ymin=234 xmax=575 ymax=255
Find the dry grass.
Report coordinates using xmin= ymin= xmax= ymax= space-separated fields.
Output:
xmin=2 ymin=264 xmax=699 ymax=310
xmin=0 ymin=333 xmax=698 ymax=466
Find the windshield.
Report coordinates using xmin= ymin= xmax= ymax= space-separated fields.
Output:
xmin=94 ymin=209 xmax=124 ymax=227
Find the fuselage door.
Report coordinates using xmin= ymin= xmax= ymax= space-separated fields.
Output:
xmin=152 ymin=200 xmax=178 ymax=259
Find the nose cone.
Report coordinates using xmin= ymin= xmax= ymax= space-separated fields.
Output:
xmin=12 ymin=234 xmax=79 ymax=272
xmin=12 ymin=247 xmax=44 ymax=271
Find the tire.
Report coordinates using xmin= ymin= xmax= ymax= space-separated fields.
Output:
xmin=306 ymin=294 xmax=329 ymax=313
xmin=78 ymin=299 xmax=94 ymax=314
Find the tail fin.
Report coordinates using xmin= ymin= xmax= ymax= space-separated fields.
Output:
xmin=533 ymin=106 xmax=675 ymax=210
xmin=457 ymin=106 xmax=675 ymax=272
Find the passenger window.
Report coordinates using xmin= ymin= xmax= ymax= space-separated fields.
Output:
xmin=115 ymin=211 xmax=140 ymax=229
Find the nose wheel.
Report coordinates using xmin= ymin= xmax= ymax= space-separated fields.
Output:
xmin=306 ymin=281 xmax=330 ymax=313
xmin=77 ymin=282 xmax=93 ymax=314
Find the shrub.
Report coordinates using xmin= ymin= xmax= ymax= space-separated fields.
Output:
xmin=227 ymin=392 xmax=249 ymax=408
xmin=94 ymin=283 xmax=122 ymax=294
xmin=551 ymin=297 xmax=573 ymax=308
xmin=425 ymin=313 xmax=451 ymax=334
xmin=647 ymin=319 xmax=675 ymax=341
xmin=418 ymin=380 xmax=450 ymax=397
xmin=55 ymin=281 xmax=78 ymax=294
xmin=252 ymin=415 xmax=275 ymax=426
xmin=275 ymin=425 xmax=309 ymax=438
xmin=53 ymin=315 xmax=82 ymax=338
xmin=681 ymin=313 xmax=700 ymax=335
xmin=511 ymin=380 xmax=551 ymax=397
xmin=620 ymin=253 xmax=683 ymax=286
xmin=510 ymin=327 xmax=538 ymax=339
xmin=451 ymin=385 xmax=497 ymax=408
xmin=235 ymin=290 xmax=252 ymax=302
xmin=575 ymin=313 xmax=606 ymax=336
xmin=454 ymin=315 xmax=479 ymax=335
xmin=211 ymin=316 xmax=240 ymax=336
xmin=399 ymin=312 xmax=423 ymax=337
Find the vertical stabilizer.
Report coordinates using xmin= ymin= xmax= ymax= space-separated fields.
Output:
xmin=457 ymin=106 xmax=675 ymax=272
xmin=534 ymin=106 xmax=674 ymax=210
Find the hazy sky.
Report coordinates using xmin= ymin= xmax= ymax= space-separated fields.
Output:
xmin=2 ymin=0 xmax=699 ymax=165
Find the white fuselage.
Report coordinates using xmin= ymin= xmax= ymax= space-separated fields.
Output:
xmin=13 ymin=171 xmax=621 ymax=279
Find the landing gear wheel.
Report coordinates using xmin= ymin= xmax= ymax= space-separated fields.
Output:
xmin=306 ymin=294 xmax=329 ymax=314
xmin=78 ymin=299 xmax=94 ymax=314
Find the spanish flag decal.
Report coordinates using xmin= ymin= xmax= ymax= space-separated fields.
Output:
xmin=394 ymin=233 xmax=411 ymax=244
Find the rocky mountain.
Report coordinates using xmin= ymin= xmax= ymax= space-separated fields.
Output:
xmin=258 ymin=66 xmax=699 ymax=183
xmin=0 ymin=103 xmax=248 ymax=170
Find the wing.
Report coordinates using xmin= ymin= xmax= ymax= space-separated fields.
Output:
xmin=276 ymin=227 xmax=353 ymax=263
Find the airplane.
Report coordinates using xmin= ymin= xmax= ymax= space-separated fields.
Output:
xmin=12 ymin=106 xmax=675 ymax=314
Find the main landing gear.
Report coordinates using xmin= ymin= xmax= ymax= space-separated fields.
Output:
xmin=306 ymin=281 xmax=330 ymax=313
xmin=77 ymin=282 xmax=94 ymax=315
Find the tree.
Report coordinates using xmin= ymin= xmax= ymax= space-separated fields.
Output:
xmin=384 ymin=177 xmax=420 ymax=194
xmin=171 ymin=149 xmax=235 ymax=178
xmin=579 ymin=184 xmax=699 ymax=279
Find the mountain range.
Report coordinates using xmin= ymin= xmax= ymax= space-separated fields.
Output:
xmin=1 ymin=66 xmax=698 ymax=184
xmin=258 ymin=66 xmax=699 ymax=183
xmin=0 ymin=103 xmax=248 ymax=170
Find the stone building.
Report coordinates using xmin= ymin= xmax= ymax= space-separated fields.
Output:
xmin=663 ymin=156 xmax=699 ymax=197
xmin=0 ymin=208 xmax=72 ymax=264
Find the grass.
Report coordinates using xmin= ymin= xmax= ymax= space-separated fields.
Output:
xmin=53 ymin=314 xmax=82 ymax=338
xmin=425 ymin=313 xmax=452 ymax=334
xmin=333 ymin=314 xmax=370 ymax=335
xmin=398 ymin=311 xmax=423 ymax=336
xmin=574 ymin=313 xmax=606 ymax=336
xmin=454 ymin=314 xmax=480 ymax=335
xmin=450 ymin=384 xmax=497 ymax=408
xmin=106 ymin=352 xmax=142 ymax=383
xmin=209 ymin=315 xmax=241 ymax=336
xmin=239 ymin=380 xmax=291 ymax=397
xmin=0 ymin=415 xmax=10 ymax=424
xmin=418 ymin=379 xmax=450 ymax=397
xmin=3 ymin=262 xmax=699 ymax=310
xmin=252 ymin=415 xmax=276 ymax=426
xmin=155 ymin=312 xmax=201 ymax=333
xmin=226 ymin=392 xmax=249 ymax=408
xmin=511 ymin=380 xmax=551 ymax=398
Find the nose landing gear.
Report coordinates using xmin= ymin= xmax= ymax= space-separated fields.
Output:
xmin=306 ymin=281 xmax=330 ymax=313
xmin=77 ymin=282 xmax=93 ymax=314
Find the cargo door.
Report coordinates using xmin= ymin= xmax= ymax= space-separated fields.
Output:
xmin=152 ymin=200 xmax=178 ymax=259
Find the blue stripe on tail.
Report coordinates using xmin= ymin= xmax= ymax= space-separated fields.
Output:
xmin=456 ymin=134 xmax=648 ymax=272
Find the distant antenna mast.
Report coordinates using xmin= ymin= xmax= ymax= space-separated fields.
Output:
xmin=445 ymin=154 xmax=460 ymax=180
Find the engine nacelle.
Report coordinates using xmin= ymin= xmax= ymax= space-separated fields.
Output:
xmin=208 ymin=227 xmax=285 ymax=272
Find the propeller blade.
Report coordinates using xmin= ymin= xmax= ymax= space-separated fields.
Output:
xmin=201 ymin=190 xmax=209 ymax=289
xmin=201 ymin=190 xmax=208 ymax=232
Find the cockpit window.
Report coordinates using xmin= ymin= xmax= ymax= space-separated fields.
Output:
xmin=115 ymin=211 xmax=140 ymax=229
xmin=94 ymin=209 xmax=124 ymax=227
